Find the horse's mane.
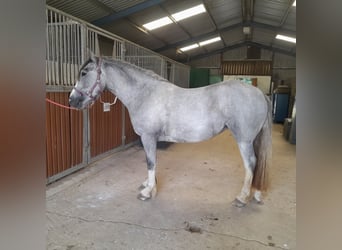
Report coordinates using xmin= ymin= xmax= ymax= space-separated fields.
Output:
xmin=103 ymin=57 xmax=169 ymax=83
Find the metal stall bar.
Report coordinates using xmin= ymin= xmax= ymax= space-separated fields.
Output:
xmin=46 ymin=8 xmax=50 ymax=84
xmin=46 ymin=7 xmax=87 ymax=183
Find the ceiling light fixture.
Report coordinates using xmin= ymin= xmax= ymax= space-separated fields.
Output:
xmin=199 ymin=36 xmax=221 ymax=46
xmin=141 ymin=4 xmax=207 ymax=31
xmin=292 ymin=0 xmax=296 ymax=6
xmin=142 ymin=16 xmax=173 ymax=30
xmin=276 ymin=34 xmax=296 ymax=43
xmin=179 ymin=43 xmax=199 ymax=52
xmin=179 ymin=35 xmax=222 ymax=52
xmin=171 ymin=4 xmax=206 ymax=21
xmin=243 ymin=26 xmax=251 ymax=35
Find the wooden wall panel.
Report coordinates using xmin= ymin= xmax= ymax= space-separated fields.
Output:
xmin=46 ymin=92 xmax=83 ymax=178
xmin=221 ymin=60 xmax=272 ymax=76
xmin=46 ymin=91 xmax=138 ymax=180
xmin=89 ymin=90 xmax=123 ymax=158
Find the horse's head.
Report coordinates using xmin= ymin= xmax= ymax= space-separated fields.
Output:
xmin=69 ymin=55 xmax=105 ymax=109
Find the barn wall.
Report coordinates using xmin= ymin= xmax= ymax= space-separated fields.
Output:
xmin=189 ymin=54 xmax=221 ymax=68
xmin=46 ymin=92 xmax=85 ymax=179
xmin=273 ymin=53 xmax=296 ymax=84
xmin=222 ymin=47 xmax=248 ymax=60
xmin=89 ymin=91 xmax=123 ymax=159
xmin=188 ymin=47 xmax=296 ymax=87
xmin=221 ymin=60 xmax=272 ymax=75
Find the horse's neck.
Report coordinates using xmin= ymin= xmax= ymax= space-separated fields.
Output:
xmin=105 ymin=66 xmax=153 ymax=111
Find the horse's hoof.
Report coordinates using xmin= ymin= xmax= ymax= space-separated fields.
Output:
xmin=253 ymin=197 xmax=264 ymax=205
xmin=137 ymin=193 xmax=151 ymax=201
xmin=232 ymin=198 xmax=247 ymax=207
xmin=138 ymin=177 xmax=157 ymax=191
xmin=253 ymin=191 xmax=263 ymax=204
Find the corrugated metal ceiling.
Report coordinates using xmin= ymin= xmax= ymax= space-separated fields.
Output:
xmin=47 ymin=0 xmax=110 ymax=22
xmin=97 ymin=0 xmax=147 ymax=12
xmin=254 ymin=0 xmax=290 ymax=26
xmin=46 ymin=0 xmax=296 ymax=62
xmin=207 ymin=0 xmax=242 ymax=28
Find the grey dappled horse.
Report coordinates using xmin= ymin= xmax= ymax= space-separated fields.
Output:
xmin=69 ymin=55 xmax=272 ymax=207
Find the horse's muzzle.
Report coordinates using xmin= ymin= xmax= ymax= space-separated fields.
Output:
xmin=69 ymin=95 xmax=85 ymax=109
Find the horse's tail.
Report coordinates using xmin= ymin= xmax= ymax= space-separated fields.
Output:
xmin=252 ymin=96 xmax=272 ymax=191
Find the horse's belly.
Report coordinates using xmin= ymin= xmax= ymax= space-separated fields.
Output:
xmin=159 ymin=121 xmax=225 ymax=143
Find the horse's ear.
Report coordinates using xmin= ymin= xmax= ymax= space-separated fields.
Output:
xmin=85 ymin=48 xmax=95 ymax=60
xmin=89 ymin=51 xmax=96 ymax=62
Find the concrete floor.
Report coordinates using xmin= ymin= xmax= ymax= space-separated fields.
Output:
xmin=47 ymin=124 xmax=296 ymax=250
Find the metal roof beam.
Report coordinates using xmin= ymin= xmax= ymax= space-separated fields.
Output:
xmin=179 ymin=41 xmax=295 ymax=63
xmin=179 ymin=41 xmax=246 ymax=62
xmin=203 ymin=1 xmax=228 ymax=47
xmin=92 ymin=0 xmax=166 ymax=26
xmin=279 ymin=0 xmax=296 ymax=27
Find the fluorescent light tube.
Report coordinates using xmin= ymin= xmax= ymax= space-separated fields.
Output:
xmin=172 ymin=4 xmax=206 ymax=21
xmin=292 ymin=0 xmax=296 ymax=6
xmin=179 ymin=43 xmax=199 ymax=52
xmin=199 ymin=36 xmax=221 ymax=46
xmin=142 ymin=16 xmax=173 ymax=30
xmin=276 ymin=34 xmax=296 ymax=43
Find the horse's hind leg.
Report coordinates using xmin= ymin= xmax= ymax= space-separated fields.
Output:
xmin=233 ymin=141 xmax=256 ymax=207
xmin=137 ymin=134 xmax=157 ymax=201
xmin=253 ymin=190 xmax=263 ymax=204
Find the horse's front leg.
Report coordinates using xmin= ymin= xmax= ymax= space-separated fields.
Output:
xmin=137 ymin=134 xmax=157 ymax=201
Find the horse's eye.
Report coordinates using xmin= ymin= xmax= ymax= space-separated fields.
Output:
xmin=81 ymin=71 xmax=87 ymax=77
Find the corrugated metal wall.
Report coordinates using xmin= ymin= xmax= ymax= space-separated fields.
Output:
xmin=222 ymin=47 xmax=247 ymax=60
xmin=189 ymin=54 xmax=221 ymax=68
xmin=273 ymin=53 xmax=296 ymax=81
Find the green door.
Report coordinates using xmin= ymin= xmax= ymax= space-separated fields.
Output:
xmin=189 ymin=68 xmax=209 ymax=88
